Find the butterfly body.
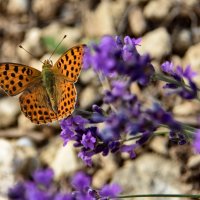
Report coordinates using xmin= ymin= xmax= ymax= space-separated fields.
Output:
xmin=0 ymin=44 xmax=86 ymax=124
xmin=41 ymin=60 xmax=58 ymax=113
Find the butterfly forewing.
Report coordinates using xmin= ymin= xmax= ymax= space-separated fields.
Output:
xmin=53 ymin=44 xmax=86 ymax=82
xmin=0 ymin=63 xmax=41 ymax=96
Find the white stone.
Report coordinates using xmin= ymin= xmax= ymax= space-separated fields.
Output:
xmin=188 ymin=155 xmax=200 ymax=169
xmin=51 ymin=142 xmax=80 ymax=179
xmin=150 ymin=136 xmax=168 ymax=155
xmin=17 ymin=28 xmax=44 ymax=64
xmin=173 ymin=29 xmax=192 ymax=53
xmin=138 ymin=27 xmax=171 ymax=60
xmin=18 ymin=113 xmax=37 ymax=131
xmin=83 ymin=0 xmax=115 ymax=37
xmin=79 ymin=86 xmax=98 ymax=108
xmin=129 ymin=7 xmax=146 ymax=36
xmin=0 ymin=139 xmax=15 ymax=197
xmin=0 ymin=97 xmax=20 ymax=128
xmin=41 ymin=23 xmax=82 ymax=49
xmin=183 ymin=43 xmax=200 ymax=71
xmin=144 ymin=0 xmax=173 ymax=20
xmin=80 ymin=68 xmax=96 ymax=84
xmin=32 ymin=0 xmax=61 ymax=20
xmin=7 ymin=0 xmax=28 ymax=14
xmin=173 ymin=101 xmax=200 ymax=116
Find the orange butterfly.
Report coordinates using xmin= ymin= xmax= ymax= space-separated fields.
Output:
xmin=0 ymin=44 xmax=86 ymax=124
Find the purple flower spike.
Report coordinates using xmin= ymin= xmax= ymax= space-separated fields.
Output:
xmin=84 ymin=35 xmax=154 ymax=85
xmin=71 ymin=172 xmax=91 ymax=191
xmin=132 ymin=37 xmax=142 ymax=46
xmin=183 ymin=65 xmax=197 ymax=79
xmin=121 ymin=144 xmax=137 ymax=159
xmin=81 ymin=131 xmax=96 ymax=150
xmin=9 ymin=168 xmax=122 ymax=200
xmin=33 ymin=168 xmax=54 ymax=188
xmin=60 ymin=128 xmax=75 ymax=146
xmin=83 ymin=46 xmax=92 ymax=70
xmin=123 ymin=36 xmax=138 ymax=61
xmin=60 ymin=116 xmax=88 ymax=131
xmin=100 ymin=184 xmax=122 ymax=198
xmin=161 ymin=61 xmax=175 ymax=75
xmin=8 ymin=182 xmax=25 ymax=199
xmin=78 ymin=151 xmax=94 ymax=166
xmin=161 ymin=61 xmax=197 ymax=99
xmin=193 ymin=129 xmax=200 ymax=153
xmin=55 ymin=193 xmax=73 ymax=200
xmin=111 ymin=80 xmax=127 ymax=97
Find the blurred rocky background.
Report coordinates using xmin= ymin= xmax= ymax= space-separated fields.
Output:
xmin=0 ymin=0 xmax=200 ymax=199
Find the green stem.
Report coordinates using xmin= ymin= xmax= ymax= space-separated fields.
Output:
xmin=122 ymin=131 xmax=169 ymax=144
xmin=155 ymin=73 xmax=184 ymax=86
xmin=180 ymin=123 xmax=197 ymax=132
xmin=122 ymin=134 xmax=142 ymax=142
xmin=155 ymin=73 xmax=200 ymax=92
xmin=114 ymin=193 xmax=200 ymax=199
xmin=153 ymin=131 xmax=169 ymax=136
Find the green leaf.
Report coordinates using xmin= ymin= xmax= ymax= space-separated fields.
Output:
xmin=41 ymin=36 xmax=66 ymax=55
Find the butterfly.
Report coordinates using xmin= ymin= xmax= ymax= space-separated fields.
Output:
xmin=0 ymin=44 xmax=86 ymax=124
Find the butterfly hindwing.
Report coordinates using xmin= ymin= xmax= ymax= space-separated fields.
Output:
xmin=55 ymin=77 xmax=77 ymax=120
xmin=53 ymin=44 xmax=86 ymax=83
xmin=0 ymin=63 xmax=41 ymax=96
xmin=19 ymin=80 xmax=58 ymax=124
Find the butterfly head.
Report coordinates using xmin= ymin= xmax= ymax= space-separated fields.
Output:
xmin=42 ymin=60 xmax=53 ymax=69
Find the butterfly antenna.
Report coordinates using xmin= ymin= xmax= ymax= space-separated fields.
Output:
xmin=19 ymin=45 xmax=44 ymax=64
xmin=49 ymin=35 xmax=67 ymax=60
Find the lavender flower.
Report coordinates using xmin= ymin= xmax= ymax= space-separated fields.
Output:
xmin=60 ymin=116 xmax=89 ymax=146
xmin=71 ymin=172 xmax=91 ymax=191
xmin=160 ymin=61 xmax=197 ymax=99
xmin=60 ymin=35 xmax=196 ymax=165
xmin=33 ymin=168 xmax=54 ymax=188
xmin=8 ymin=182 xmax=25 ymax=200
xmin=78 ymin=151 xmax=94 ymax=167
xmin=8 ymin=169 xmax=122 ymax=200
xmin=8 ymin=168 xmax=55 ymax=200
xmin=54 ymin=193 xmax=73 ymax=200
xmin=99 ymin=184 xmax=122 ymax=199
xmin=81 ymin=131 xmax=96 ymax=150
xmin=84 ymin=35 xmax=155 ymax=85
xmin=193 ymin=129 xmax=200 ymax=153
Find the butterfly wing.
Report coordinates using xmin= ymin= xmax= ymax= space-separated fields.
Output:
xmin=55 ymin=76 xmax=77 ymax=120
xmin=19 ymin=79 xmax=58 ymax=124
xmin=19 ymin=78 xmax=76 ymax=124
xmin=0 ymin=63 xmax=41 ymax=96
xmin=52 ymin=44 xmax=86 ymax=83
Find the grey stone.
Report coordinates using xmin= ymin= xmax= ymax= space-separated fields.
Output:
xmin=112 ymin=154 xmax=184 ymax=200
